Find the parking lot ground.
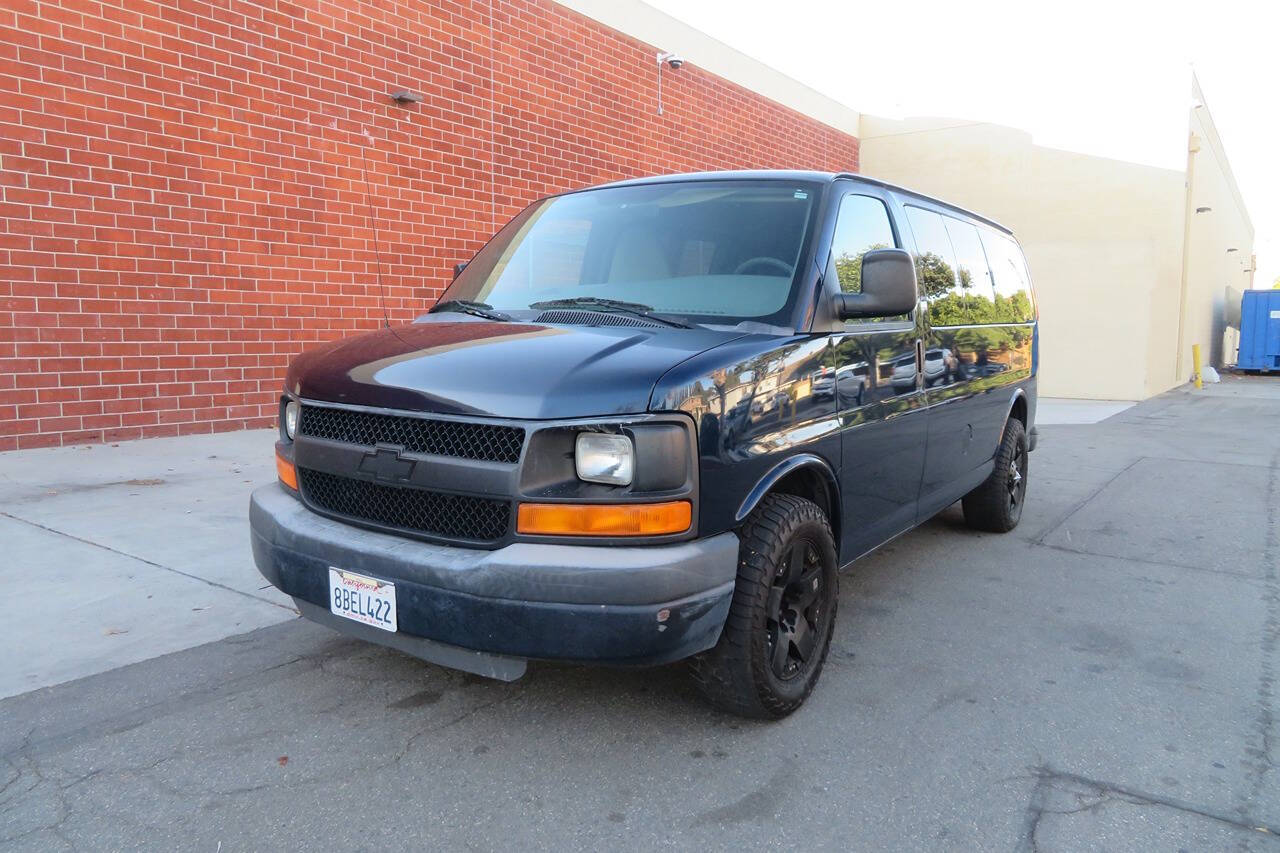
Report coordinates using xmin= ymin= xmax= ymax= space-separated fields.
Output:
xmin=1 ymin=376 xmax=1277 ymax=851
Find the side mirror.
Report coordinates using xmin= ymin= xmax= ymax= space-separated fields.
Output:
xmin=833 ymin=248 xmax=918 ymax=320
xmin=452 ymin=261 xmax=468 ymax=280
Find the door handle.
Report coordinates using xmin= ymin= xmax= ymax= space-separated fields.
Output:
xmin=915 ymin=339 xmax=924 ymax=379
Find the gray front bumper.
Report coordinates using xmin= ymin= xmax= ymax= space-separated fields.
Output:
xmin=250 ymin=484 xmax=739 ymax=673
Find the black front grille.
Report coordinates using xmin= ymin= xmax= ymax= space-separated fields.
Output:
xmin=298 ymin=468 xmax=511 ymax=543
xmin=298 ymin=405 xmax=524 ymax=463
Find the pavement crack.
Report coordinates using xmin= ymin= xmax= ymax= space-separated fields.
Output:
xmin=217 ymin=782 xmax=274 ymax=797
xmin=1028 ymin=765 xmax=1280 ymax=838
xmin=57 ymin=768 xmax=104 ymax=792
xmin=392 ymin=692 xmax=518 ymax=765
xmin=0 ymin=761 xmax=23 ymax=801
xmin=0 ymin=728 xmax=36 ymax=805
xmin=1016 ymin=763 xmax=1050 ymax=853
xmin=0 ymin=510 xmax=297 ymax=614
xmin=1029 ymin=540 xmax=1265 ymax=582
xmin=1032 ymin=456 xmax=1143 ymax=546
xmin=262 ymin=656 xmax=306 ymax=675
xmin=0 ymin=749 xmax=72 ymax=848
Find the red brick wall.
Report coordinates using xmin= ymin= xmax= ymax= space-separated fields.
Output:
xmin=0 ymin=0 xmax=859 ymax=450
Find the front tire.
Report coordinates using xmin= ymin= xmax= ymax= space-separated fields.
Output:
xmin=962 ymin=417 xmax=1028 ymax=532
xmin=690 ymin=494 xmax=838 ymax=719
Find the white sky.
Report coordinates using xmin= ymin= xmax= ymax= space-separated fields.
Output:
xmin=645 ymin=0 xmax=1280 ymax=289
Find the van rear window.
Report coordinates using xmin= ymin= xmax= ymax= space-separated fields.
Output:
xmin=906 ymin=205 xmax=1035 ymax=326
xmin=980 ymin=231 xmax=1036 ymax=323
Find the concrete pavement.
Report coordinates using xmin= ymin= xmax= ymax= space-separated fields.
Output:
xmin=1 ymin=376 xmax=1277 ymax=850
xmin=1036 ymin=397 xmax=1137 ymax=424
xmin=0 ymin=430 xmax=294 ymax=698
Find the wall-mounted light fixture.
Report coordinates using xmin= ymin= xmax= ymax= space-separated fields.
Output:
xmin=655 ymin=50 xmax=685 ymax=115
xmin=1195 ymin=206 xmax=1212 ymax=213
xmin=390 ymin=90 xmax=423 ymax=104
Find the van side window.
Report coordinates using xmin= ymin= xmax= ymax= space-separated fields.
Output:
xmin=904 ymin=207 xmax=960 ymax=324
xmin=980 ymin=230 xmax=1036 ymax=323
xmin=830 ymin=194 xmax=896 ymax=296
xmin=941 ymin=217 xmax=996 ymax=324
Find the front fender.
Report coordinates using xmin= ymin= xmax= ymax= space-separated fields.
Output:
xmin=735 ymin=453 xmax=841 ymax=524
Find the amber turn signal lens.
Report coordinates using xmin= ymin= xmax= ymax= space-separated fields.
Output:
xmin=517 ymin=500 xmax=691 ymax=537
xmin=276 ymin=451 xmax=298 ymax=490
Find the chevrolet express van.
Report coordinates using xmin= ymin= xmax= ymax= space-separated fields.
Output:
xmin=251 ymin=171 xmax=1038 ymax=718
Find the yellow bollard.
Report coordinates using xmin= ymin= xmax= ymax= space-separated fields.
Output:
xmin=1192 ymin=343 xmax=1203 ymax=389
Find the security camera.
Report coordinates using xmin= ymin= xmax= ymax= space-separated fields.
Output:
xmin=657 ymin=51 xmax=685 ymax=70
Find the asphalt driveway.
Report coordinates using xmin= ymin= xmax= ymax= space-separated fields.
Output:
xmin=1 ymin=377 xmax=1277 ymax=851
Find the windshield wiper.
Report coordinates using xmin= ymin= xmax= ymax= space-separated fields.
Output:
xmin=428 ymin=299 xmax=511 ymax=321
xmin=529 ymin=297 xmax=691 ymax=328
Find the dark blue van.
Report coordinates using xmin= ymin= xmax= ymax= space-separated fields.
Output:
xmin=251 ymin=171 xmax=1038 ymax=718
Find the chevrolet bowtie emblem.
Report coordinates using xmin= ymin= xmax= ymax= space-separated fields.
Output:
xmin=357 ymin=446 xmax=416 ymax=483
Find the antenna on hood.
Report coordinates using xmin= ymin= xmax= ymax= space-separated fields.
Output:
xmin=358 ymin=125 xmax=393 ymax=329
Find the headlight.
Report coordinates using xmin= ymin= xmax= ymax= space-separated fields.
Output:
xmin=575 ymin=432 xmax=634 ymax=486
xmin=284 ymin=400 xmax=300 ymax=440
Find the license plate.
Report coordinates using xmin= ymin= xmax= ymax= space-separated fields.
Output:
xmin=328 ymin=568 xmax=397 ymax=633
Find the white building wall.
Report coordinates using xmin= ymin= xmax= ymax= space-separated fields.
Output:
xmin=859 ymin=116 xmax=1185 ymax=401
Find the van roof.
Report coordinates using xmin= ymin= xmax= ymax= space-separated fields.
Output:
xmin=592 ymin=170 xmax=1013 ymax=235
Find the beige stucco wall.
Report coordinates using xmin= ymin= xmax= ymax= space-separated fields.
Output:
xmin=859 ymin=116 xmax=1185 ymax=401
xmin=1174 ymin=79 xmax=1256 ymax=385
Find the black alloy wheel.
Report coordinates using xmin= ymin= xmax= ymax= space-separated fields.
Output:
xmin=691 ymin=494 xmax=839 ymax=719
xmin=766 ymin=537 xmax=826 ymax=681
xmin=1007 ymin=438 xmax=1028 ymax=513
xmin=962 ymin=416 xmax=1029 ymax=533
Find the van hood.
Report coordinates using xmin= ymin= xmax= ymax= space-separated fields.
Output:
xmin=285 ymin=318 xmax=748 ymax=419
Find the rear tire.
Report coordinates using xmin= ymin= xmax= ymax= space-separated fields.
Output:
xmin=690 ymin=494 xmax=838 ymax=719
xmin=962 ymin=417 xmax=1028 ymax=532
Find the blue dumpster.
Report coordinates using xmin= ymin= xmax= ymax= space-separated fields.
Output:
xmin=1237 ymin=290 xmax=1280 ymax=371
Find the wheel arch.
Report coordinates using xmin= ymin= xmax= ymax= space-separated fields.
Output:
xmin=1003 ymin=388 xmax=1029 ymax=431
xmin=735 ymin=454 xmax=842 ymax=549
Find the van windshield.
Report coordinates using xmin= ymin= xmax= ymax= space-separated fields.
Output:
xmin=439 ymin=180 xmax=822 ymax=328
